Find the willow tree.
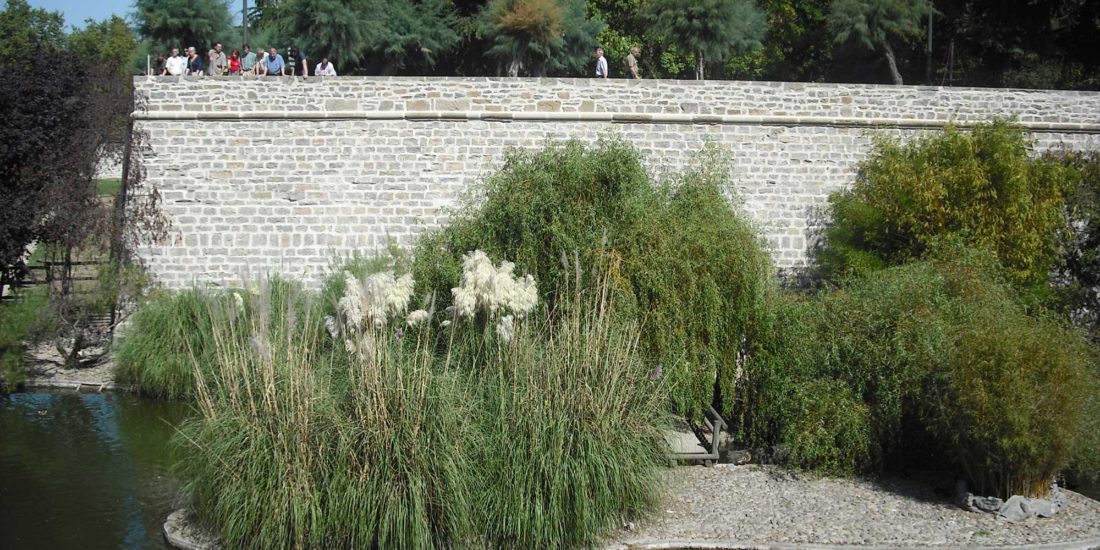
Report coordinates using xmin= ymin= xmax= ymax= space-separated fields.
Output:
xmin=644 ymin=0 xmax=766 ymax=80
xmin=827 ymin=0 xmax=930 ymax=85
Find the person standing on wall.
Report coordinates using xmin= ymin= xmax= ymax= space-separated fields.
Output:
xmin=264 ymin=47 xmax=286 ymax=76
xmin=207 ymin=43 xmax=227 ymax=76
xmin=186 ymin=47 xmax=204 ymax=76
xmin=315 ymin=57 xmax=337 ymax=76
xmin=164 ymin=48 xmax=186 ymax=76
xmin=626 ymin=47 xmax=640 ymax=79
xmin=254 ymin=48 xmax=269 ymax=76
xmin=240 ymin=44 xmax=257 ymax=75
xmin=595 ymin=48 xmax=608 ymax=79
xmin=287 ymin=46 xmax=308 ymax=78
xmin=228 ymin=49 xmax=241 ymax=75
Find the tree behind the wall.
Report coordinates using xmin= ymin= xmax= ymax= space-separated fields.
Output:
xmin=644 ymin=0 xmax=766 ymax=80
xmin=827 ymin=0 xmax=930 ymax=85
xmin=134 ymin=0 xmax=232 ymax=53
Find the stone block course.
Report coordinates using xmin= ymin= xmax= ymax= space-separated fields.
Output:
xmin=133 ymin=76 xmax=1100 ymax=288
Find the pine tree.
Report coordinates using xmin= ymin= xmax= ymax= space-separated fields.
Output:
xmin=644 ymin=0 xmax=766 ymax=80
xmin=827 ymin=0 xmax=930 ymax=85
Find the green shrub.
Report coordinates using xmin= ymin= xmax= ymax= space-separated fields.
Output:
xmin=0 ymin=287 xmax=48 ymax=391
xmin=176 ymin=283 xmax=474 ymax=550
xmin=1056 ymin=150 xmax=1100 ymax=340
xmin=781 ymin=378 xmax=873 ymax=475
xmin=819 ymin=120 xmax=1077 ymax=286
xmin=413 ymin=137 xmax=771 ymax=419
xmin=742 ymin=247 xmax=1100 ymax=496
xmin=473 ymin=284 xmax=669 ymax=549
xmin=926 ymin=309 xmax=1095 ymax=498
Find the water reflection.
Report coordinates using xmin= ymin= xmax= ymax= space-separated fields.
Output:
xmin=0 ymin=391 xmax=190 ymax=550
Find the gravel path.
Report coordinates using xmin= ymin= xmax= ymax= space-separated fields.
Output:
xmin=608 ymin=464 xmax=1100 ymax=549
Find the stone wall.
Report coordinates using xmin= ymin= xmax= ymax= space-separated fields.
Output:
xmin=133 ymin=76 xmax=1100 ymax=288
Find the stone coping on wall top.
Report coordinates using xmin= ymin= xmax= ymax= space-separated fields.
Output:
xmin=132 ymin=74 xmax=1100 ymax=96
xmin=131 ymin=109 xmax=1100 ymax=133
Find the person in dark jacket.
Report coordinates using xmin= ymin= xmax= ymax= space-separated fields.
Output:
xmin=186 ymin=47 xmax=205 ymax=75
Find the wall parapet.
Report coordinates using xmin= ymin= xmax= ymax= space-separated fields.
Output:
xmin=135 ymin=76 xmax=1100 ymax=128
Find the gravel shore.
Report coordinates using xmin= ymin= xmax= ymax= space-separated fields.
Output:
xmin=20 ymin=343 xmax=116 ymax=390
xmin=608 ymin=464 xmax=1100 ymax=549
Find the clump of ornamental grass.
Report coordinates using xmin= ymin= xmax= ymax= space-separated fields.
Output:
xmin=319 ymin=249 xmax=407 ymax=319
xmin=113 ymin=288 xmax=222 ymax=399
xmin=114 ymin=277 xmax=309 ymax=399
xmin=175 ymin=274 xmax=475 ymax=550
xmin=470 ymin=276 xmax=670 ymax=549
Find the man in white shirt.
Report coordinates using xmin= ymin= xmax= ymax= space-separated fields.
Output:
xmin=315 ymin=57 xmax=337 ymax=76
xmin=595 ymin=48 xmax=608 ymax=79
xmin=164 ymin=48 xmax=186 ymax=76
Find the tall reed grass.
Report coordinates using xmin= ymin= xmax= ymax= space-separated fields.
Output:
xmin=175 ymin=281 xmax=475 ymax=550
xmin=170 ymin=264 xmax=671 ymax=549
xmin=472 ymin=281 xmax=670 ymax=549
xmin=113 ymin=288 xmax=221 ymax=398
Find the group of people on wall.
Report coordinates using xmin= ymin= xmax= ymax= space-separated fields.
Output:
xmin=154 ymin=43 xmax=643 ymax=79
xmin=155 ymin=43 xmax=336 ymax=77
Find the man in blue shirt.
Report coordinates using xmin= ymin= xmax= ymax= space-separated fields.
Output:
xmin=264 ymin=47 xmax=285 ymax=76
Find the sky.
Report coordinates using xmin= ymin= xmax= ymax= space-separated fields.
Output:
xmin=26 ymin=0 xmax=134 ymax=29
xmin=26 ymin=0 xmax=244 ymax=30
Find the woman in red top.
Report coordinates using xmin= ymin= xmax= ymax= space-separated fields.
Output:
xmin=228 ymin=50 xmax=241 ymax=75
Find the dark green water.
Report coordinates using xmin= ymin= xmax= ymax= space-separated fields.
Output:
xmin=0 ymin=391 xmax=190 ymax=550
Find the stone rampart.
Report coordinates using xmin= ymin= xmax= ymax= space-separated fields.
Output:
xmin=133 ymin=76 xmax=1100 ymax=288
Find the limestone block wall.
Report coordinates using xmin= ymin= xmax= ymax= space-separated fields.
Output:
xmin=133 ymin=76 xmax=1100 ymax=288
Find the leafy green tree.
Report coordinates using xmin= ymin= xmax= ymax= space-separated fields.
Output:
xmin=525 ymin=0 xmax=602 ymax=76
xmin=479 ymin=0 xmax=602 ymax=77
xmin=68 ymin=16 xmax=138 ymax=73
xmin=933 ymin=0 xmax=1100 ymax=89
xmin=371 ymin=0 xmax=461 ymax=75
xmin=134 ymin=0 xmax=232 ymax=52
xmin=827 ymin=0 xmax=930 ymax=85
xmin=269 ymin=0 xmax=459 ymax=75
xmin=643 ymin=0 xmax=766 ymax=80
xmin=0 ymin=0 xmax=65 ymax=59
xmin=480 ymin=0 xmax=563 ymax=76
xmin=819 ymin=121 xmax=1076 ymax=287
xmin=268 ymin=0 xmax=375 ymax=70
xmin=725 ymin=0 xmax=832 ymax=81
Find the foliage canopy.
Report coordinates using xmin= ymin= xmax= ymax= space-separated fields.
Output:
xmin=413 ymin=138 xmax=772 ymax=419
xmin=643 ymin=0 xmax=767 ymax=79
xmin=818 ymin=120 xmax=1075 ymax=287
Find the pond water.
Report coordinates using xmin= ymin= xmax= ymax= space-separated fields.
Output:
xmin=0 ymin=391 xmax=191 ymax=550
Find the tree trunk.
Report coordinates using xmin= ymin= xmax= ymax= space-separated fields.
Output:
xmin=380 ymin=57 xmax=400 ymax=76
xmin=882 ymin=39 xmax=903 ymax=85
xmin=507 ymin=38 xmax=530 ymax=77
xmin=532 ymin=58 xmax=548 ymax=78
xmin=695 ymin=50 xmax=705 ymax=80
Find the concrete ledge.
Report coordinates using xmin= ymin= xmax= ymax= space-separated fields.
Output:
xmin=22 ymin=380 xmax=116 ymax=392
xmin=612 ymin=538 xmax=1100 ymax=550
xmin=131 ymin=110 xmax=1100 ymax=133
